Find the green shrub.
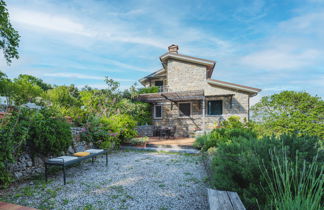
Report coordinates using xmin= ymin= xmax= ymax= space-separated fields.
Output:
xmin=262 ymin=151 xmax=323 ymax=210
xmin=27 ymin=108 xmax=72 ymax=157
xmin=194 ymin=127 xmax=257 ymax=151
xmin=127 ymin=137 xmax=149 ymax=145
xmin=210 ymin=134 xmax=323 ymax=209
xmin=0 ymin=108 xmax=30 ymax=187
xmin=137 ymin=86 xmax=159 ymax=94
xmin=101 ymin=114 xmax=137 ymax=142
xmin=80 ymin=117 xmax=119 ymax=149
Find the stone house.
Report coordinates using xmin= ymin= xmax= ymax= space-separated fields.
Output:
xmin=138 ymin=45 xmax=261 ymax=137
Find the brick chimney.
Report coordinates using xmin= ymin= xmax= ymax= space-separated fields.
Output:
xmin=168 ymin=44 xmax=179 ymax=54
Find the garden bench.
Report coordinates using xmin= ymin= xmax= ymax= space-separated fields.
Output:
xmin=207 ymin=188 xmax=245 ymax=210
xmin=45 ymin=149 xmax=108 ymax=185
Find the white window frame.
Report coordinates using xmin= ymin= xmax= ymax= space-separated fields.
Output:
xmin=206 ymin=99 xmax=223 ymax=116
xmin=153 ymin=104 xmax=162 ymax=119
xmin=178 ymin=102 xmax=192 ymax=117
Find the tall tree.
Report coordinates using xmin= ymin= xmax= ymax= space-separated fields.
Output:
xmin=251 ymin=91 xmax=324 ymax=139
xmin=0 ymin=0 xmax=20 ymax=64
xmin=16 ymin=74 xmax=52 ymax=91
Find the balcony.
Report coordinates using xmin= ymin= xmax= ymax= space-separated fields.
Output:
xmin=157 ymin=85 xmax=168 ymax=93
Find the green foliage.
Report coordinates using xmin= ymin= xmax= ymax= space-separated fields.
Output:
xmin=127 ymin=137 xmax=149 ymax=145
xmin=0 ymin=108 xmax=30 ymax=187
xmin=45 ymin=85 xmax=84 ymax=124
xmin=251 ymin=91 xmax=324 ymax=139
xmin=194 ymin=116 xmax=256 ymax=151
xmin=16 ymin=75 xmax=52 ymax=91
xmin=80 ymin=117 xmax=119 ymax=149
xmin=101 ymin=114 xmax=138 ymax=142
xmin=210 ymin=134 xmax=323 ymax=209
xmin=137 ymin=86 xmax=159 ymax=94
xmin=12 ymin=75 xmax=44 ymax=105
xmin=80 ymin=78 xmax=121 ymax=119
xmin=117 ymin=98 xmax=152 ymax=125
xmin=27 ymin=108 xmax=72 ymax=157
xmin=0 ymin=0 xmax=20 ymax=64
xmin=0 ymin=107 xmax=71 ymax=186
xmin=262 ymin=151 xmax=323 ymax=210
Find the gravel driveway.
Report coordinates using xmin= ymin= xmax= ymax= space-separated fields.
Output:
xmin=1 ymin=151 xmax=208 ymax=210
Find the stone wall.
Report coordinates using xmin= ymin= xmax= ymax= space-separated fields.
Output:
xmin=148 ymin=58 xmax=250 ymax=137
xmin=8 ymin=127 xmax=91 ymax=180
xmin=152 ymin=96 xmax=248 ymax=137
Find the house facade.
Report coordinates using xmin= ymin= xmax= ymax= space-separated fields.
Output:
xmin=138 ymin=45 xmax=261 ymax=137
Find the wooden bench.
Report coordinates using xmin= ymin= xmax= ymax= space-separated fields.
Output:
xmin=45 ymin=149 xmax=108 ymax=185
xmin=207 ymin=188 xmax=246 ymax=210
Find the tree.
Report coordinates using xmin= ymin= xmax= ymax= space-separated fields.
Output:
xmin=44 ymin=85 xmax=83 ymax=122
xmin=0 ymin=71 xmax=14 ymax=104
xmin=12 ymin=75 xmax=43 ymax=105
xmin=16 ymin=74 xmax=52 ymax=91
xmin=0 ymin=0 xmax=20 ymax=64
xmin=251 ymin=91 xmax=324 ymax=138
xmin=80 ymin=77 xmax=121 ymax=118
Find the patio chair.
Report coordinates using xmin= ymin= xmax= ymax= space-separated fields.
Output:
xmin=159 ymin=127 xmax=168 ymax=139
xmin=153 ymin=126 xmax=161 ymax=137
xmin=169 ymin=125 xmax=176 ymax=139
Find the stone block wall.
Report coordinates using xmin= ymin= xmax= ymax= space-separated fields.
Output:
xmin=8 ymin=127 xmax=91 ymax=180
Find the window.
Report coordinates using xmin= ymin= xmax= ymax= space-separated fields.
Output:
xmin=179 ymin=103 xmax=191 ymax=117
xmin=154 ymin=80 xmax=163 ymax=92
xmin=207 ymin=100 xmax=223 ymax=115
xmin=154 ymin=105 xmax=162 ymax=119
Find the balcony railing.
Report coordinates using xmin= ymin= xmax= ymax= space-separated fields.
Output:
xmin=157 ymin=85 xmax=168 ymax=92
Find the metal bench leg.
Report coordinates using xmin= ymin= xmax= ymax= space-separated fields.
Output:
xmin=106 ymin=152 xmax=108 ymax=167
xmin=62 ymin=165 xmax=66 ymax=185
xmin=45 ymin=163 xmax=48 ymax=183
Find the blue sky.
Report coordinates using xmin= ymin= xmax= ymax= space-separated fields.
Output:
xmin=1 ymin=0 xmax=323 ymax=104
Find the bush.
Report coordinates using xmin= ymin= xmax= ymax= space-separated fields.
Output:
xmin=80 ymin=117 xmax=119 ymax=149
xmin=262 ymin=151 xmax=323 ymax=210
xmin=127 ymin=137 xmax=149 ymax=145
xmin=0 ymin=108 xmax=30 ymax=187
xmin=194 ymin=127 xmax=257 ymax=151
xmin=210 ymin=134 xmax=323 ymax=209
xmin=27 ymin=108 xmax=72 ymax=157
xmin=194 ymin=116 xmax=257 ymax=151
xmin=0 ymin=107 xmax=73 ymax=187
xmin=101 ymin=114 xmax=137 ymax=142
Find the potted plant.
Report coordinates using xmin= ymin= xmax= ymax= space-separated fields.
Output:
xmin=128 ymin=137 xmax=149 ymax=148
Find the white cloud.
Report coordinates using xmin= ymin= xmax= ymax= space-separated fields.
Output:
xmin=241 ymin=49 xmax=320 ymax=70
xmin=43 ymin=72 xmax=134 ymax=82
xmin=11 ymin=8 xmax=93 ymax=36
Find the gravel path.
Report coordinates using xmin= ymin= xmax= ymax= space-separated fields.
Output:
xmin=1 ymin=151 xmax=209 ymax=210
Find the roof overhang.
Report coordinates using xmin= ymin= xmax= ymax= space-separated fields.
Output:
xmin=139 ymin=68 xmax=166 ymax=85
xmin=138 ymin=90 xmax=205 ymax=103
xmin=137 ymin=90 xmax=235 ymax=103
xmin=160 ymin=53 xmax=216 ymax=78
xmin=207 ymin=79 xmax=261 ymax=96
